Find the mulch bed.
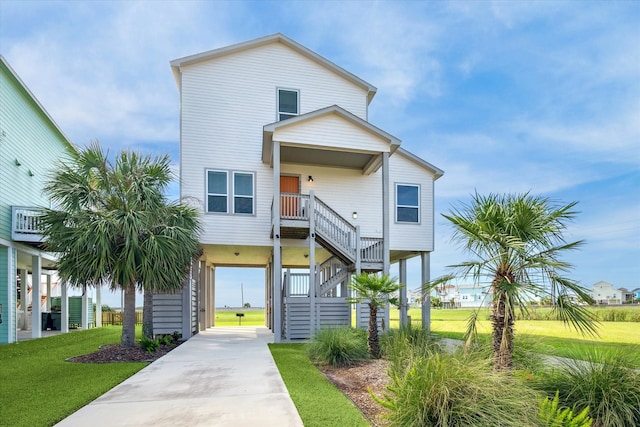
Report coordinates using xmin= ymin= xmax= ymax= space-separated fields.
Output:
xmin=67 ymin=341 xmax=183 ymax=363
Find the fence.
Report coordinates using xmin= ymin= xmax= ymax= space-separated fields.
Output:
xmin=101 ymin=311 xmax=143 ymax=325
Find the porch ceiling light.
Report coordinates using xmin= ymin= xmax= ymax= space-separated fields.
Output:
xmin=307 ymin=175 xmax=314 ymax=182
xmin=15 ymin=159 xmax=21 ymax=166
xmin=352 ymin=212 xmax=358 ymax=219
xmin=234 ymin=252 xmax=240 ymax=256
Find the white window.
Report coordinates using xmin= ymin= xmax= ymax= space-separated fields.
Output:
xmin=396 ymin=184 xmax=420 ymax=223
xmin=233 ymin=172 xmax=254 ymax=215
xmin=207 ymin=170 xmax=228 ymax=213
xmin=206 ymin=170 xmax=255 ymax=215
xmin=278 ymin=88 xmax=299 ymax=121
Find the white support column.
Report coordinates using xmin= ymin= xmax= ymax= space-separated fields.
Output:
xmin=309 ymin=191 xmax=316 ymax=337
xmin=95 ymin=285 xmax=102 ymax=327
xmin=20 ymin=269 xmax=27 ymax=330
xmin=209 ymin=266 xmax=215 ymax=328
xmin=421 ymin=252 xmax=431 ymax=331
xmin=7 ymin=249 xmax=16 ymax=343
xmin=31 ymin=255 xmax=42 ymax=338
xmin=81 ymin=285 xmax=88 ymax=330
xmin=399 ymin=258 xmax=408 ymax=326
xmin=46 ymin=274 xmax=52 ymax=312
xmin=61 ymin=280 xmax=69 ymax=333
xmin=182 ymin=261 xmax=196 ymax=339
xmin=273 ymin=140 xmax=282 ymax=342
xmin=382 ymin=152 xmax=390 ymax=329
xmin=265 ymin=263 xmax=272 ymax=329
xmin=354 ymin=226 xmax=362 ymax=330
xmin=199 ymin=260 xmax=207 ymax=331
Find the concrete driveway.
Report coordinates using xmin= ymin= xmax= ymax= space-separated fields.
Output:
xmin=56 ymin=326 xmax=303 ymax=427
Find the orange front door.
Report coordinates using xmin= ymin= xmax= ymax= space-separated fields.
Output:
xmin=280 ymin=175 xmax=300 ymax=217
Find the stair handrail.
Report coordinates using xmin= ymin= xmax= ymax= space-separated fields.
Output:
xmin=312 ymin=195 xmax=357 ymax=259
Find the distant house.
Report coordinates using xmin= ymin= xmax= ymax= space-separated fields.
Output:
xmin=631 ymin=288 xmax=640 ymax=302
xmin=588 ymin=281 xmax=623 ymax=305
xmin=437 ymin=284 xmax=491 ymax=309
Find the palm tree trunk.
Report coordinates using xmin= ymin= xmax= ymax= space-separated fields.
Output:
xmin=368 ymin=304 xmax=381 ymax=358
xmin=143 ymin=287 xmax=153 ymax=339
xmin=121 ymin=282 xmax=137 ymax=347
xmin=492 ymin=289 xmax=513 ymax=370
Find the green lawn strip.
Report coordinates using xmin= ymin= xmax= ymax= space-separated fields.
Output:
xmin=0 ymin=326 xmax=147 ymax=427
xmin=214 ymin=309 xmax=265 ymax=326
xmin=432 ymin=330 xmax=640 ymax=369
xmin=269 ymin=343 xmax=370 ymax=427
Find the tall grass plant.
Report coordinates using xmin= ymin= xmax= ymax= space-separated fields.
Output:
xmin=307 ymin=327 xmax=368 ymax=367
xmin=533 ymin=349 xmax=640 ymax=427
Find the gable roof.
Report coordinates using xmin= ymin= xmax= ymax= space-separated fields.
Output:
xmin=262 ymin=105 xmax=400 ymax=173
xmin=170 ymin=33 xmax=378 ymax=104
xmin=396 ymin=147 xmax=444 ymax=180
xmin=1 ymin=55 xmax=77 ymax=155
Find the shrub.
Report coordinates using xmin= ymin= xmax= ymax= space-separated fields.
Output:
xmin=139 ymin=337 xmax=159 ymax=353
xmin=533 ymin=350 xmax=640 ymax=427
xmin=380 ymin=324 xmax=439 ymax=364
xmin=157 ymin=334 xmax=174 ymax=346
xmin=307 ymin=327 xmax=368 ymax=367
xmin=375 ymin=348 xmax=541 ymax=426
xmin=539 ymin=391 xmax=593 ymax=427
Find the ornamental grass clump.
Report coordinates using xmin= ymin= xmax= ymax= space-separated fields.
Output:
xmin=533 ymin=350 xmax=640 ymax=427
xmin=375 ymin=338 xmax=540 ymax=426
xmin=307 ymin=327 xmax=368 ymax=367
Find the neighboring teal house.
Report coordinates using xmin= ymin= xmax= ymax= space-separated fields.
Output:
xmin=0 ymin=56 xmax=77 ymax=343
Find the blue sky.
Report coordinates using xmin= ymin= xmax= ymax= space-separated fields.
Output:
xmin=1 ymin=1 xmax=638 ymax=308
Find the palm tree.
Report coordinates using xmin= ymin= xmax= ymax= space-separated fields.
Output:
xmin=40 ymin=142 xmax=201 ymax=347
xmin=348 ymin=272 xmax=402 ymax=358
xmin=428 ymin=192 xmax=597 ymax=370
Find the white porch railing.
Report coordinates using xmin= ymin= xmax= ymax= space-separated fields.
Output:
xmin=313 ymin=196 xmax=357 ymax=261
xmin=11 ymin=206 xmax=44 ymax=243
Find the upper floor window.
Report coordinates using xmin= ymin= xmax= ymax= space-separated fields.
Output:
xmin=207 ymin=170 xmax=228 ymax=213
xmin=278 ymin=88 xmax=299 ymax=121
xmin=233 ymin=172 xmax=254 ymax=215
xmin=396 ymin=184 xmax=420 ymax=223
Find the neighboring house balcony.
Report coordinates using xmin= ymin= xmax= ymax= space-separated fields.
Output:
xmin=11 ymin=206 xmax=45 ymax=245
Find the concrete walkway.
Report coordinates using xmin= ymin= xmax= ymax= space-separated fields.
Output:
xmin=56 ymin=327 xmax=303 ymax=427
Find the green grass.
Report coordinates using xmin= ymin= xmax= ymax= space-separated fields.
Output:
xmin=269 ymin=343 xmax=370 ymax=427
xmin=0 ymin=326 xmax=147 ymax=427
xmin=391 ymin=308 xmax=640 ymax=368
xmin=214 ymin=309 xmax=265 ymax=326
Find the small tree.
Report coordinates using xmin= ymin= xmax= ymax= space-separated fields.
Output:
xmin=41 ymin=143 xmax=201 ymax=347
xmin=348 ymin=272 xmax=402 ymax=358
xmin=426 ymin=192 xmax=598 ymax=370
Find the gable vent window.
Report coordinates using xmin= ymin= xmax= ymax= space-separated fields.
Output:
xmin=278 ymin=89 xmax=299 ymax=121
xmin=396 ymin=183 xmax=420 ymax=223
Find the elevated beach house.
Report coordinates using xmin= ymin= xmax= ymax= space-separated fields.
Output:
xmin=159 ymin=34 xmax=443 ymax=341
xmin=0 ymin=56 xmax=78 ymax=343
